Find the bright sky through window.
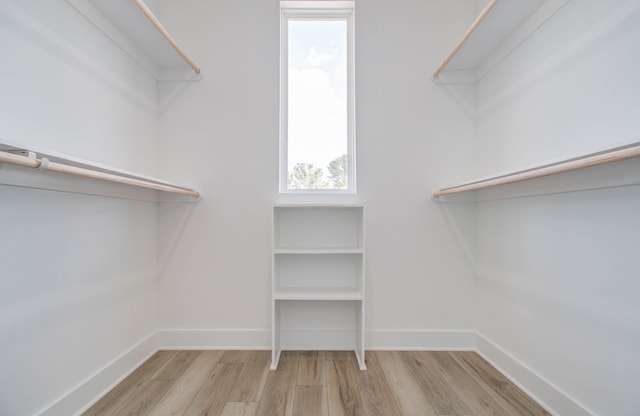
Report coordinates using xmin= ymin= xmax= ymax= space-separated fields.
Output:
xmin=287 ymin=19 xmax=349 ymax=190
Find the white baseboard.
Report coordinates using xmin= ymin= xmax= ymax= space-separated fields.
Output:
xmin=38 ymin=329 xmax=596 ymax=416
xmin=39 ymin=333 xmax=158 ymax=416
xmin=156 ymin=328 xmax=476 ymax=351
xmin=475 ymin=332 xmax=595 ymax=416
xmin=367 ymin=329 xmax=476 ymax=350
xmin=157 ymin=329 xmax=271 ymax=350
xmin=280 ymin=329 xmax=357 ymax=350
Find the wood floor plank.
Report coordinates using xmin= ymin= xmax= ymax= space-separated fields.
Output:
xmin=220 ymin=402 xmax=259 ymax=416
xmin=292 ymin=385 xmax=327 ymax=416
xmin=451 ymin=352 xmax=551 ymax=416
xmin=296 ymin=351 xmax=325 ymax=385
xmin=354 ymin=351 xmax=402 ymax=416
xmin=254 ymin=351 xmax=298 ymax=416
xmin=221 ymin=350 xmax=253 ymax=363
xmin=102 ymin=379 xmax=175 ymax=416
xmin=86 ymin=350 xmax=549 ymax=416
xmin=324 ymin=351 xmax=353 ymax=361
xmin=152 ymin=350 xmax=202 ymax=381
xmin=430 ymin=351 xmax=510 ymax=416
xmin=146 ymin=350 xmax=223 ymax=416
xmin=83 ymin=351 xmax=177 ymax=416
xmin=184 ymin=362 xmax=244 ymax=416
xmin=375 ymin=351 xmax=437 ymax=416
xmin=228 ymin=350 xmax=270 ymax=402
xmin=402 ymin=351 xmax=472 ymax=415
xmin=326 ymin=359 xmax=364 ymax=416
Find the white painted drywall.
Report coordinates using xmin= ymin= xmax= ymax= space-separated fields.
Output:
xmin=155 ymin=0 xmax=478 ymax=346
xmin=471 ymin=0 xmax=640 ymax=415
xmin=9 ymin=1 xmax=637 ymax=415
xmin=0 ymin=1 xmax=160 ymax=415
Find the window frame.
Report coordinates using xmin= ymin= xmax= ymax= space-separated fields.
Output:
xmin=279 ymin=1 xmax=356 ymax=194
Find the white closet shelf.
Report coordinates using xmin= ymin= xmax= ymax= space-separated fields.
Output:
xmin=274 ymin=290 xmax=362 ymax=301
xmin=433 ymin=143 xmax=640 ymax=199
xmin=67 ymin=0 xmax=202 ymax=81
xmin=0 ymin=142 xmax=200 ymax=200
xmin=432 ymin=0 xmax=548 ymax=81
xmin=274 ymin=248 xmax=364 ymax=254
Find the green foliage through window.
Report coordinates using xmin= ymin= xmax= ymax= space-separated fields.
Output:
xmin=288 ymin=154 xmax=347 ymax=190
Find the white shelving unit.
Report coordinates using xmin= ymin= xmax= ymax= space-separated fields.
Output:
xmin=67 ymin=0 xmax=202 ymax=81
xmin=271 ymin=205 xmax=366 ymax=370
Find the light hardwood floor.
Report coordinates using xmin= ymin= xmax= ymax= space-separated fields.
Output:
xmin=84 ymin=350 xmax=550 ymax=416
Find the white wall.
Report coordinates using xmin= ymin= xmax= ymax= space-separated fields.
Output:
xmin=7 ymin=1 xmax=636 ymax=415
xmin=0 ymin=1 xmax=160 ymax=415
xmin=471 ymin=1 xmax=640 ymax=415
xmin=156 ymin=0 xmax=478 ymax=347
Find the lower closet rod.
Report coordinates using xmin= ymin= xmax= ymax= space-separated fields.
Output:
xmin=434 ymin=143 xmax=640 ymax=197
xmin=0 ymin=150 xmax=200 ymax=197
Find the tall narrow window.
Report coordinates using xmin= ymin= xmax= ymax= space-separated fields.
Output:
xmin=280 ymin=1 xmax=355 ymax=193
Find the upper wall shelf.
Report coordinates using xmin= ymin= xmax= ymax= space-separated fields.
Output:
xmin=67 ymin=0 xmax=202 ymax=81
xmin=432 ymin=0 xmax=548 ymax=82
xmin=433 ymin=143 xmax=640 ymax=200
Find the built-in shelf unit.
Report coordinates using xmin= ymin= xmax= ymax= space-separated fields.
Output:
xmin=271 ymin=205 xmax=366 ymax=370
xmin=67 ymin=0 xmax=202 ymax=81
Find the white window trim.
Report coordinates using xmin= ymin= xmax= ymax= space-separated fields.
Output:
xmin=279 ymin=1 xmax=356 ymax=194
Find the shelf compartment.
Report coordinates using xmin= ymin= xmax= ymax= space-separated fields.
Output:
xmin=274 ymin=252 xmax=362 ymax=295
xmin=274 ymin=206 xmax=363 ymax=250
xmin=275 ymin=300 xmax=363 ymax=356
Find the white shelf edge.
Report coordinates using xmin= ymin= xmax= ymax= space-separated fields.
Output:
xmin=66 ymin=0 xmax=203 ymax=82
xmin=433 ymin=141 xmax=640 ymax=199
xmin=432 ymin=0 xmax=567 ymax=83
xmin=274 ymin=248 xmax=364 ymax=254
xmin=274 ymin=291 xmax=362 ymax=301
xmin=0 ymin=139 xmax=200 ymax=200
xmin=274 ymin=204 xmax=364 ymax=208
xmin=432 ymin=0 xmax=498 ymax=78
xmin=475 ymin=0 xmax=571 ymax=82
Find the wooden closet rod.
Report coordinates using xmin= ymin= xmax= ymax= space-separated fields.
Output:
xmin=0 ymin=150 xmax=200 ymax=197
xmin=433 ymin=144 xmax=640 ymax=197
xmin=132 ymin=0 xmax=201 ymax=74
xmin=433 ymin=0 xmax=498 ymax=77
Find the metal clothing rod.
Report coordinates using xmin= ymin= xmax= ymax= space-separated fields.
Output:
xmin=433 ymin=0 xmax=498 ymax=77
xmin=131 ymin=0 xmax=201 ymax=74
xmin=433 ymin=144 xmax=640 ymax=197
xmin=0 ymin=151 xmax=200 ymax=197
